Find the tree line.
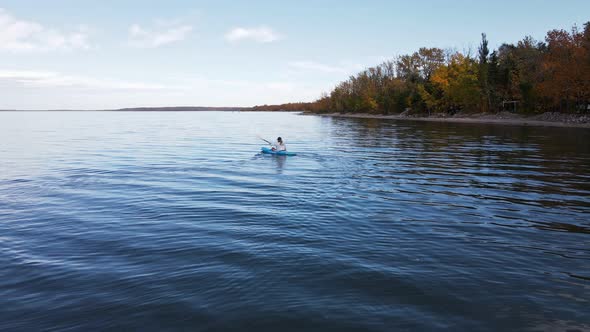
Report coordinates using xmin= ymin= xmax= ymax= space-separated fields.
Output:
xmin=253 ymin=22 xmax=590 ymax=115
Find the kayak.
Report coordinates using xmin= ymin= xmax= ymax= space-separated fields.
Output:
xmin=261 ymin=147 xmax=297 ymax=156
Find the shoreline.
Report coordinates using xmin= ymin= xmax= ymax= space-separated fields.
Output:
xmin=309 ymin=112 xmax=590 ymax=129
xmin=2 ymin=108 xmax=589 ymax=128
xmin=0 ymin=107 xmax=248 ymax=112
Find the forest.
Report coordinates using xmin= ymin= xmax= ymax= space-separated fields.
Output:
xmin=253 ymin=22 xmax=590 ymax=115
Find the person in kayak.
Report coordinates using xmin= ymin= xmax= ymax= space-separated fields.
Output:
xmin=272 ymin=137 xmax=287 ymax=151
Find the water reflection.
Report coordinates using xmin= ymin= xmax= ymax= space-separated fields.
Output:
xmin=273 ymin=155 xmax=287 ymax=173
xmin=533 ymin=221 xmax=590 ymax=234
xmin=255 ymin=152 xmax=287 ymax=174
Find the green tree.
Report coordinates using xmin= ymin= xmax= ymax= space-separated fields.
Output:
xmin=488 ymin=51 xmax=500 ymax=112
xmin=478 ymin=33 xmax=491 ymax=112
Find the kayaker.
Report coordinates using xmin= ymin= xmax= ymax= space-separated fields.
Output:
xmin=272 ymin=137 xmax=287 ymax=151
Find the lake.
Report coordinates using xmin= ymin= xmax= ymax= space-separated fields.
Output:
xmin=0 ymin=111 xmax=589 ymax=331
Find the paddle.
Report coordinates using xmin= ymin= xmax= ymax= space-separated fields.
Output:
xmin=256 ymin=135 xmax=273 ymax=146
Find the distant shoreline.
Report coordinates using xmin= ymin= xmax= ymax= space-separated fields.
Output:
xmin=3 ymin=108 xmax=589 ymax=128
xmin=308 ymin=112 xmax=590 ymax=129
xmin=0 ymin=107 xmax=249 ymax=112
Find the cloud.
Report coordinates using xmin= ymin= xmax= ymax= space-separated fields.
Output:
xmin=0 ymin=8 xmax=90 ymax=52
xmin=287 ymin=61 xmax=348 ymax=74
xmin=0 ymin=69 xmax=330 ymax=109
xmin=0 ymin=70 xmax=301 ymax=95
xmin=287 ymin=60 xmax=365 ymax=74
xmin=0 ymin=69 xmax=171 ymax=90
xmin=128 ymin=22 xmax=193 ymax=48
xmin=225 ymin=26 xmax=281 ymax=43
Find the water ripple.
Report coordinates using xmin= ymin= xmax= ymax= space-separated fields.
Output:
xmin=0 ymin=111 xmax=589 ymax=331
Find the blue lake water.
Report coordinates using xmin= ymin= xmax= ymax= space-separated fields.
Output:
xmin=0 ymin=111 xmax=589 ymax=331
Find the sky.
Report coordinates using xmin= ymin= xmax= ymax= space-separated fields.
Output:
xmin=0 ymin=0 xmax=588 ymax=110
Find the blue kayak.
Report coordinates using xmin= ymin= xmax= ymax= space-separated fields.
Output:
xmin=261 ymin=147 xmax=297 ymax=156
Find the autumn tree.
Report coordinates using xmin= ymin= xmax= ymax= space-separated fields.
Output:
xmin=429 ymin=53 xmax=480 ymax=112
xmin=539 ymin=23 xmax=590 ymax=112
xmin=494 ymin=36 xmax=545 ymax=113
xmin=270 ymin=21 xmax=588 ymax=117
xmin=396 ymin=53 xmax=422 ymax=82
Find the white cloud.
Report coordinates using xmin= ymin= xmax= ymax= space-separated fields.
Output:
xmin=0 ymin=70 xmax=327 ymax=109
xmin=287 ymin=61 xmax=348 ymax=74
xmin=287 ymin=60 xmax=365 ymax=74
xmin=0 ymin=70 xmax=304 ymax=96
xmin=225 ymin=26 xmax=281 ymax=43
xmin=128 ymin=22 xmax=193 ymax=48
xmin=0 ymin=8 xmax=90 ymax=52
xmin=0 ymin=69 xmax=171 ymax=90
